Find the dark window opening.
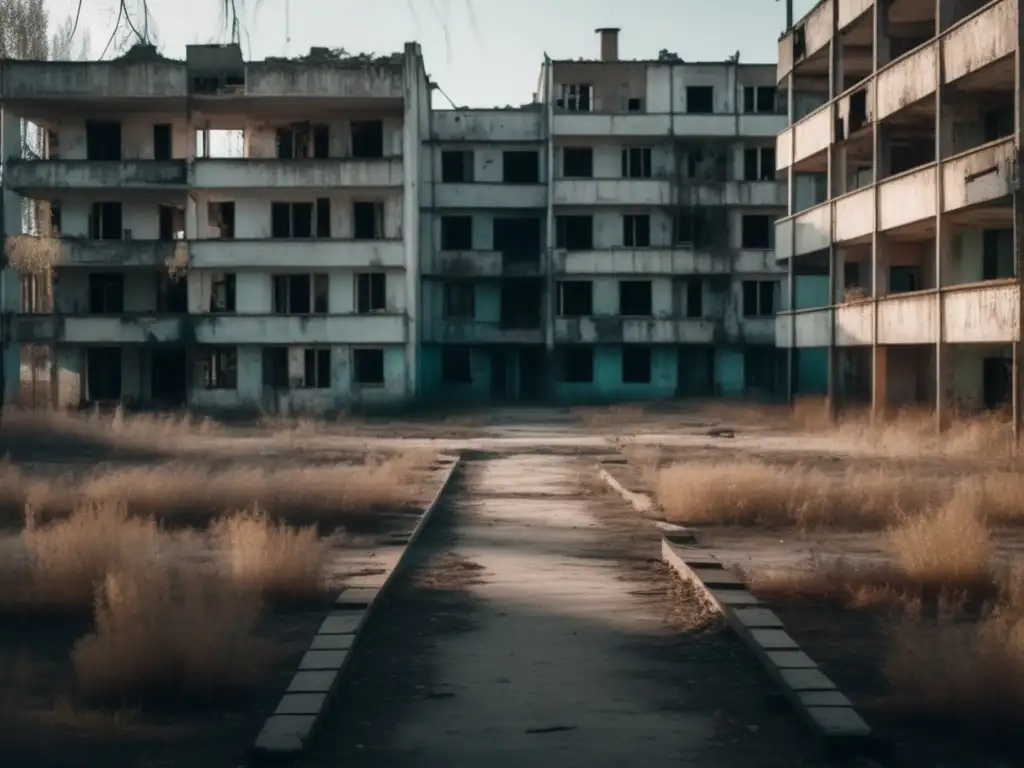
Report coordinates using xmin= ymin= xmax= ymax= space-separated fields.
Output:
xmin=686 ymin=86 xmax=714 ymax=114
xmin=500 ymin=279 xmax=541 ymax=329
xmin=275 ymin=123 xmax=329 ymax=159
xmin=270 ymin=202 xmax=313 ymax=238
xmin=760 ymin=147 xmax=775 ymax=180
xmin=274 ymin=274 xmax=311 ymax=314
xmin=562 ymin=147 xmax=593 ymax=178
xmin=744 ymin=148 xmax=759 ymax=181
xmin=983 ymin=229 xmax=1014 ymax=280
xmin=199 ymin=348 xmax=237 ymax=390
xmin=493 ymin=217 xmax=542 ymax=263
xmin=85 ymin=120 xmax=121 ymax=161
xmin=844 ymin=261 xmax=861 ymax=290
xmin=441 ymin=347 xmax=472 ymax=384
xmin=685 ymin=147 xmax=727 ymax=181
xmin=88 ymin=273 xmax=124 ymax=313
xmin=292 ymin=203 xmax=313 ymax=238
xmin=157 ymin=273 xmax=188 ymax=313
xmin=849 ymin=89 xmax=868 ymax=133
xmin=89 ymin=202 xmax=122 ymax=240
xmin=276 ymin=127 xmax=294 ymax=159
xmin=208 ymin=202 xmax=235 ymax=239
xmin=793 ymin=26 xmax=806 ymax=59
xmin=353 ymin=348 xmax=385 ymax=385
xmin=889 ymin=266 xmax=919 ymax=294
xmin=271 ymin=203 xmax=290 ymax=238
xmin=619 ymin=280 xmax=652 ymax=316
xmin=622 ymin=346 xmax=652 ymax=384
xmin=353 ymin=201 xmax=385 ymax=240
xmin=210 ymin=273 xmax=236 ymax=313
xmin=756 ymin=87 xmax=777 ymax=113
xmin=441 ymin=216 xmax=473 ymax=250
xmin=558 ymin=281 xmax=592 ymax=316
xmin=741 ymin=215 xmax=773 ymax=249
xmin=316 ymin=198 xmax=331 ymax=238
xmin=153 ymin=123 xmax=172 ymax=160
xmin=621 ymin=147 xmax=652 ymax=178
xmin=686 ymin=279 xmax=703 ymax=318
xmin=357 ymin=273 xmax=387 ymax=314
xmin=562 ymin=347 xmax=594 ymax=383
xmin=313 ymin=125 xmax=329 ymax=158
xmin=50 ymin=204 xmax=61 ymax=236
xmin=627 ymin=97 xmax=643 ymax=112
xmin=743 ymin=280 xmax=776 ymax=317
xmin=303 ymin=348 xmax=331 ymax=389
xmin=263 ymin=346 xmax=289 ymax=388
xmin=313 ymin=273 xmax=328 ymax=313
xmin=441 ymin=150 xmax=473 ymax=182
xmin=443 ymin=282 xmax=475 ymax=319
xmin=351 ymin=121 xmax=384 ymax=158
xmin=503 ymin=150 xmax=540 ymax=183
xmin=560 ymin=83 xmax=592 ymax=112
xmin=86 ymin=347 xmax=122 ymax=401
xmin=984 ymin=105 xmax=1014 ymax=142
xmin=158 ymin=205 xmax=185 ymax=242
xmin=623 ymin=214 xmax=650 ymax=247
xmin=555 ymin=215 xmax=593 ymax=250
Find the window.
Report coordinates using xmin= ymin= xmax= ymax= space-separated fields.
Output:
xmin=558 ymin=281 xmax=592 ymax=316
xmin=316 ymin=198 xmax=331 ymax=238
xmin=353 ymin=201 xmax=385 ymax=240
xmin=562 ymin=347 xmax=594 ymax=383
xmin=156 ymin=273 xmax=187 ymax=313
xmin=685 ymin=147 xmax=727 ymax=181
xmin=89 ymin=202 xmax=122 ymax=240
xmin=743 ymin=86 xmax=778 ymax=114
xmin=263 ymin=347 xmax=289 ymax=388
xmin=356 ymin=273 xmax=387 ymax=313
xmin=199 ymin=348 xmax=237 ymax=390
xmin=686 ymin=86 xmax=714 ymax=114
xmin=982 ymin=229 xmax=1014 ymax=280
xmin=353 ymin=348 xmax=385 ymax=385
xmin=675 ymin=210 xmax=723 ymax=248
xmin=88 ymin=273 xmax=123 ymax=313
xmin=208 ymin=202 xmax=235 ymax=239
xmin=741 ymin=215 xmax=773 ymax=249
xmin=351 ymin=120 xmax=384 ymax=158
xmin=627 ymin=97 xmax=643 ymax=112
xmin=889 ymin=266 xmax=919 ymax=294
xmin=503 ymin=150 xmax=539 ymax=183
xmin=210 ymin=273 xmax=236 ymax=313
xmin=742 ymin=280 xmax=777 ymax=317
xmin=273 ymin=273 xmax=328 ymax=314
xmin=158 ymin=204 xmax=185 ymax=242
xmin=276 ymin=124 xmax=329 ymax=159
xmin=743 ymin=147 xmax=776 ymax=181
xmin=558 ymin=84 xmax=592 ymax=112
xmin=622 ymin=346 xmax=651 ymax=384
xmin=619 ymin=280 xmax=652 ymax=316
xmin=153 ymin=123 xmax=172 ymax=160
xmin=555 ymin=215 xmax=593 ymax=250
xmin=493 ymin=217 xmax=542 ymax=261
xmin=562 ymin=147 xmax=593 ymax=178
xmin=441 ymin=150 xmax=473 ymax=182
xmin=441 ymin=216 xmax=473 ymax=250
xmin=686 ymin=279 xmax=703 ymax=318
xmin=443 ymin=282 xmax=475 ymax=319
xmin=621 ymin=147 xmax=652 ymax=178
xmin=441 ymin=347 xmax=472 ymax=384
xmin=303 ymin=349 xmax=331 ymax=389
xmin=271 ymin=202 xmax=313 ymax=238
xmin=85 ymin=120 xmax=121 ymax=160
xmin=622 ymin=214 xmax=651 ymax=247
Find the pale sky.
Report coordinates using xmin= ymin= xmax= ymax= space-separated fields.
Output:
xmin=43 ymin=0 xmax=819 ymax=108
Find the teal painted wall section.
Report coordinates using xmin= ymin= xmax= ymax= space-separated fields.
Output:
xmin=555 ymin=346 xmax=676 ymax=403
xmin=794 ymin=276 xmax=830 ymax=309
xmin=419 ymin=344 xmax=493 ymax=402
xmin=714 ymin=348 xmax=745 ymax=395
xmin=796 ymin=347 xmax=828 ymax=394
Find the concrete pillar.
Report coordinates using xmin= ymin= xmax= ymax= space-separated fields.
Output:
xmin=934 ymin=23 xmax=949 ymax=432
xmin=1014 ymin=3 xmax=1024 ymax=442
xmin=875 ymin=0 xmax=891 ymax=69
xmin=872 ymin=346 xmax=888 ymax=422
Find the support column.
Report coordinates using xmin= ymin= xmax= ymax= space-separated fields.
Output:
xmin=786 ymin=67 xmax=797 ymax=404
xmin=870 ymin=1 xmax=889 ymax=424
xmin=934 ymin=2 xmax=951 ymax=432
xmin=825 ymin=9 xmax=840 ymax=423
xmin=1013 ymin=0 xmax=1024 ymax=442
xmin=872 ymin=345 xmax=888 ymax=419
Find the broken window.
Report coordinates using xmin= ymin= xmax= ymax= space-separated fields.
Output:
xmin=675 ymin=210 xmax=717 ymax=248
xmin=89 ymin=202 xmax=122 ymax=240
xmin=493 ymin=217 xmax=542 ymax=262
xmin=686 ymin=279 xmax=703 ymax=318
xmin=555 ymin=215 xmax=593 ymax=250
xmin=500 ymin=280 xmax=541 ymax=329
xmin=561 ymin=346 xmax=594 ymax=383
xmin=153 ymin=123 xmax=172 ymax=160
xmin=685 ymin=146 xmax=727 ymax=181
xmin=685 ymin=86 xmax=714 ymax=114
xmin=558 ymin=281 xmax=592 ymax=316
xmin=276 ymin=123 xmax=329 ymax=159
xmin=356 ymin=273 xmax=387 ymax=314
xmin=158 ymin=205 xmax=185 ymax=242
xmin=848 ymin=89 xmax=867 ymax=134
xmin=742 ymin=280 xmax=777 ymax=317
xmin=208 ymin=202 xmax=235 ymax=239
xmin=85 ymin=120 xmax=121 ymax=161
xmin=622 ymin=346 xmax=652 ymax=384
xmin=443 ymin=282 xmax=475 ymax=319
xmin=88 ymin=273 xmax=124 ymax=313
xmin=49 ymin=204 xmax=61 ymax=236
xmin=503 ymin=150 xmax=540 ymax=183
xmin=627 ymin=97 xmax=643 ymax=112
xmin=273 ymin=274 xmax=328 ymax=314
xmin=619 ymin=280 xmax=652 ymax=316
xmin=353 ymin=348 xmax=385 ymax=385
xmin=198 ymin=347 xmax=237 ymax=390
xmin=157 ymin=273 xmax=188 ymax=313
xmin=441 ymin=150 xmax=474 ymax=182
xmin=210 ymin=273 xmax=236 ymax=313
xmin=353 ymin=201 xmax=385 ymax=240
xmin=270 ymin=202 xmax=314 ymax=238
xmin=351 ymin=121 xmax=385 ymax=158
xmin=558 ymin=84 xmax=592 ymax=112
xmin=303 ymin=348 xmax=331 ymax=389
xmin=316 ymin=198 xmax=331 ymax=238
xmin=741 ymin=215 xmax=773 ymax=249
xmin=263 ymin=346 xmax=290 ymax=388
xmin=743 ymin=86 xmax=778 ymax=114
xmin=441 ymin=216 xmax=473 ymax=250
xmin=621 ymin=147 xmax=652 ymax=178
xmin=562 ymin=147 xmax=593 ymax=178
xmin=743 ymin=147 xmax=776 ymax=182
xmin=622 ymin=214 xmax=651 ymax=247
xmin=441 ymin=347 xmax=472 ymax=384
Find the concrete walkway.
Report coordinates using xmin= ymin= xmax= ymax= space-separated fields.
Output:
xmin=304 ymin=453 xmax=830 ymax=768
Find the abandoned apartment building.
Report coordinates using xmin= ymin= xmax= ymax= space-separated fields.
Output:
xmin=775 ymin=0 xmax=1023 ymax=421
xmin=3 ymin=26 xmax=792 ymax=410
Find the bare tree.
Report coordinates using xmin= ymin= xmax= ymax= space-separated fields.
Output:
xmin=0 ymin=0 xmax=49 ymax=59
xmin=51 ymin=12 xmax=91 ymax=61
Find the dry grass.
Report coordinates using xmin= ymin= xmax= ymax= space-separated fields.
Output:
xmin=3 ymin=233 xmax=61 ymax=274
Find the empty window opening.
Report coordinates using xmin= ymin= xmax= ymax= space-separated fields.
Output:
xmin=351 ymin=121 xmax=385 ymax=158
xmin=562 ymin=346 xmax=594 ymax=383
xmin=353 ymin=201 xmax=385 ymax=240
xmin=983 ymin=229 xmax=1014 ymax=280
xmin=86 ymin=347 xmax=122 ymax=402
xmin=493 ymin=217 xmax=542 ymax=263
xmin=741 ymin=215 xmax=773 ymax=249
xmin=743 ymin=147 xmax=776 ymax=181
xmin=623 ymin=214 xmax=651 ymax=247
xmin=276 ymin=122 xmax=327 ymax=159
xmin=303 ymin=348 xmax=331 ymax=389
xmin=210 ymin=273 xmax=236 ymax=313
xmin=984 ymin=105 xmax=1014 ymax=142
xmin=263 ymin=346 xmax=290 ymax=388
xmin=627 ymin=97 xmax=643 ymax=112
xmin=441 ymin=216 xmax=473 ymax=250
xmin=555 ymin=215 xmax=593 ymax=250
xmin=619 ymin=280 xmax=652 ymax=316
xmin=153 ymin=123 xmax=172 ymax=160
xmin=558 ymin=281 xmax=593 ymax=316
xmin=849 ymin=89 xmax=868 ymax=133
xmin=157 ymin=273 xmax=188 ymax=313
xmin=158 ymin=204 xmax=185 ymax=241
xmin=89 ymin=202 xmax=122 ymax=240
xmin=500 ymin=280 xmax=542 ymax=329
xmin=562 ymin=147 xmax=593 ymax=178
xmin=686 ymin=86 xmax=714 ymax=114
xmin=88 ymin=273 xmax=124 ymax=313
xmin=793 ymin=25 xmax=806 ymax=59
xmin=441 ymin=347 xmax=472 ymax=384
xmin=742 ymin=280 xmax=777 ymax=317
xmin=685 ymin=146 xmax=727 ymax=181
xmin=49 ymin=204 xmax=62 ymax=236
xmin=503 ymin=150 xmax=540 ymax=183
xmin=443 ymin=282 xmax=475 ymax=319
xmin=622 ymin=346 xmax=652 ymax=384
xmin=843 ymin=261 xmax=861 ymax=292
xmin=743 ymin=86 xmax=778 ymax=114
xmin=889 ymin=266 xmax=919 ymax=294
xmin=356 ymin=273 xmax=387 ymax=314
xmin=195 ymin=129 xmax=243 ymax=158
xmin=197 ymin=347 xmax=237 ymax=390
xmin=558 ymin=84 xmax=592 ymax=112
xmin=353 ymin=348 xmax=385 ymax=385
xmin=46 ymin=129 xmax=59 ymax=159
xmin=85 ymin=120 xmax=121 ymax=161
xmin=621 ymin=147 xmax=652 ymax=178
xmin=207 ymin=202 xmax=236 ymax=239
xmin=441 ymin=150 xmax=474 ymax=182
xmin=316 ymin=198 xmax=331 ymax=238
xmin=686 ymin=279 xmax=703 ymax=318
xmin=273 ymin=273 xmax=328 ymax=314
xmin=271 ymin=202 xmax=314 ymax=238
xmin=676 ymin=209 xmax=724 ymax=248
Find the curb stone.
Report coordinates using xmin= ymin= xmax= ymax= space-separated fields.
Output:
xmin=250 ymin=453 xmax=462 ymax=763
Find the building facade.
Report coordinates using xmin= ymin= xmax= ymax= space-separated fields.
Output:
xmin=775 ymin=0 xmax=1020 ymax=423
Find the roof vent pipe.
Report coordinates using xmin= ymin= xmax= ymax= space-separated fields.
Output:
xmin=596 ymin=27 xmax=620 ymax=62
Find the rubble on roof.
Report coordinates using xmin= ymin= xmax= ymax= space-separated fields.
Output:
xmin=261 ymin=47 xmax=404 ymax=70
xmin=115 ymin=43 xmax=176 ymax=64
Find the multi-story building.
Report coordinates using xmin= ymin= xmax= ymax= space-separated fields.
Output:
xmin=774 ymin=0 xmax=1020 ymax=424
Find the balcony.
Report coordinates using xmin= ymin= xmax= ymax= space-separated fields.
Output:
xmin=942 ymin=281 xmax=1019 ymax=343
xmin=554 ymin=248 xmax=780 ymax=275
xmin=424 ymin=321 xmax=544 ymax=344
xmin=241 ymin=60 xmax=404 ymax=101
xmin=554 ymin=317 xmax=718 ymax=344
xmin=433 ymin=183 xmax=546 ymax=209
xmin=554 ymin=112 xmax=785 ymax=138
xmin=552 ymin=179 xmax=785 ymax=207
xmin=433 ymin=110 xmax=543 ymax=142
xmin=0 ymin=60 xmax=187 ymax=104
xmin=189 ymin=239 xmax=406 ymax=270
xmin=190 ymin=157 xmax=402 ymax=190
xmin=425 ymin=250 xmax=542 ymax=278
xmin=4 ymin=160 xmax=187 ymax=194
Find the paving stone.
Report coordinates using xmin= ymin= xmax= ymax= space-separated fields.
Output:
xmin=274 ymin=693 xmax=327 ymax=716
xmin=310 ymin=633 xmax=355 ymax=651
xmin=287 ymin=670 xmax=337 ymax=694
xmin=798 ymin=690 xmax=853 ymax=707
xmin=806 ymin=706 xmax=872 ymax=736
xmin=780 ymin=667 xmax=836 ymax=692
xmin=766 ymin=650 xmax=817 ymax=669
xmin=319 ymin=612 xmax=362 ymax=635
xmin=712 ymin=589 xmax=759 ymax=605
xmin=343 ymin=576 xmax=387 ymax=590
xmin=733 ymin=607 xmax=784 ymax=629
xmin=750 ymin=628 xmax=798 ymax=650
xmin=254 ymin=714 xmax=316 ymax=752
xmin=691 ymin=568 xmax=744 ymax=587
xmin=299 ymin=649 xmax=349 ymax=671
xmin=335 ymin=587 xmax=380 ymax=608
xmin=663 ymin=530 xmax=696 ymax=544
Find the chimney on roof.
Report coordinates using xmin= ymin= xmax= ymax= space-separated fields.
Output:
xmin=596 ymin=27 xmax=620 ymax=62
